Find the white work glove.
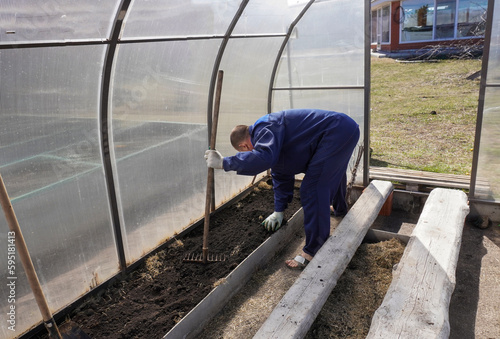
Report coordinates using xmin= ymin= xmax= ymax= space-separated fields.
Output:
xmin=262 ymin=211 xmax=284 ymax=231
xmin=204 ymin=150 xmax=224 ymax=169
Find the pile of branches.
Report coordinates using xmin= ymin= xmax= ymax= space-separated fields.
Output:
xmin=405 ymin=11 xmax=486 ymax=61
xmin=409 ymin=39 xmax=484 ymax=61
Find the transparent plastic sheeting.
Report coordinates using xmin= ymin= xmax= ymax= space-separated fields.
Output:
xmin=487 ymin=3 xmax=500 ymax=83
xmin=111 ymin=40 xmax=220 ymax=263
xmin=122 ymin=0 xmax=241 ymax=38
xmin=272 ymin=89 xmax=365 ymax=126
xmin=122 ymin=0 xmax=309 ymax=39
xmin=474 ymin=3 xmax=500 ymax=201
xmin=231 ymin=0 xmax=309 ymax=35
xmin=475 ymin=90 xmax=500 ymax=201
xmin=214 ymin=37 xmax=286 ymax=208
xmin=275 ymin=0 xmax=365 ymax=88
xmin=0 ymin=46 xmax=118 ymax=337
xmin=0 ymin=0 xmax=120 ymax=44
xmin=272 ymin=89 xmax=366 ymax=184
xmin=216 ymin=37 xmax=284 ymax=143
xmin=273 ymin=0 xmax=366 ymax=185
xmin=0 ymin=0 xmax=368 ymax=337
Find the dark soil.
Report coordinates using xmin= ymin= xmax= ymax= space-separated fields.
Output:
xmin=42 ymin=181 xmax=302 ymax=339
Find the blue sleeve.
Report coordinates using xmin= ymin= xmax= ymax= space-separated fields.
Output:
xmin=222 ymin=151 xmax=270 ymax=175
xmin=222 ymin=124 xmax=282 ymax=176
xmin=272 ymin=171 xmax=295 ymax=212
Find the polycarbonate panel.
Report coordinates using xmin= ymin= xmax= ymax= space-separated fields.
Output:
xmin=487 ymin=4 xmax=500 ymax=83
xmin=474 ymin=2 xmax=500 ymax=201
xmin=122 ymin=0 xmax=241 ymax=38
xmin=111 ymin=40 xmax=220 ymax=263
xmin=232 ymin=0 xmax=308 ymax=35
xmin=272 ymin=89 xmax=364 ymax=121
xmin=214 ymin=37 xmax=285 ymax=205
xmin=0 ymin=46 xmax=118 ymax=339
xmin=0 ymin=0 xmax=120 ymax=44
xmin=475 ymin=88 xmax=500 ymax=201
xmin=275 ymin=0 xmax=365 ymax=88
xmin=272 ymin=89 xmax=365 ymax=185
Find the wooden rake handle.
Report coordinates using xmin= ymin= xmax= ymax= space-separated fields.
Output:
xmin=203 ymin=70 xmax=224 ymax=263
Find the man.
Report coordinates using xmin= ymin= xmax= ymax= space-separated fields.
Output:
xmin=205 ymin=108 xmax=359 ymax=270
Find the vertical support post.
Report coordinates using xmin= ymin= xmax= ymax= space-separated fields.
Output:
xmin=469 ymin=0 xmax=495 ymax=198
xmin=203 ymin=70 xmax=224 ymax=263
xmin=363 ymin=0 xmax=372 ymax=186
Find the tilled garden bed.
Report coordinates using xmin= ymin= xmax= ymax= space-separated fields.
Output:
xmin=38 ymin=181 xmax=302 ymax=339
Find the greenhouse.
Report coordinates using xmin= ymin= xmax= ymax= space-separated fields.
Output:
xmin=0 ymin=0 xmax=499 ymax=338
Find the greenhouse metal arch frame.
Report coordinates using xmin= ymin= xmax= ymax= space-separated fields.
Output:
xmin=0 ymin=0 xmax=499 ymax=337
xmin=0 ymin=1 xmax=370 ymax=337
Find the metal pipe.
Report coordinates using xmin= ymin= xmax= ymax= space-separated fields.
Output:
xmin=99 ymin=0 xmax=133 ymax=272
xmin=206 ymin=0 xmax=250 ymax=212
xmin=364 ymin=0 xmax=372 ymax=186
xmin=272 ymin=85 xmax=365 ymax=90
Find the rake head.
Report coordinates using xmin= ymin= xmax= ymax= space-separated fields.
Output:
xmin=183 ymin=251 xmax=226 ymax=264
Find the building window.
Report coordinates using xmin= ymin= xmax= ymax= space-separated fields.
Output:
xmin=371 ymin=5 xmax=391 ymax=44
xmin=401 ymin=0 xmax=434 ymax=41
xmin=457 ymin=0 xmax=487 ymax=37
xmin=400 ymin=0 xmax=487 ymax=42
xmin=435 ymin=0 xmax=456 ymax=39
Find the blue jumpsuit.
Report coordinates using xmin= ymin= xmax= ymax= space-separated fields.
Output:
xmin=223 ymin=109 xmax=359 ymax=256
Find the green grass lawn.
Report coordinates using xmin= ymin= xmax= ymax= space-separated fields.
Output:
xmin=370 ymin=57 xmax=482 ymax=175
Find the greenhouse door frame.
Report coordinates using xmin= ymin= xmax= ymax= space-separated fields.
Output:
xmin=469 ymin=0 xmax=497 ymax=203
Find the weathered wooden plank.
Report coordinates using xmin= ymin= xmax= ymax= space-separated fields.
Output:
xmin=370 ymin=169 xmax=470 ymax=184
xmin=367 ymin=188 xmax=469 ymax=339
xmin=370 ymin=166 xmax=490 ymax=191
xmin=370 ymin=172 xmax=470 ymax=184
xmin=253 ymin=180 xmax=394 ymax=339
xmin=370 ymin=174 xmax=470 ymax=190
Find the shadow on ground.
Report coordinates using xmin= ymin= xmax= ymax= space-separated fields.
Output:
xmin=449 ymin=221 xmax=497 ymax=339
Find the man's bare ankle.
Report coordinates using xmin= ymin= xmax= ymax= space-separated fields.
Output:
xmin=301 ymin=252 xmax=313 ymax=261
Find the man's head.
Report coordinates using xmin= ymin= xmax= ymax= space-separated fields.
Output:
xmin=230 ymin=125 xmax=254 ymax=152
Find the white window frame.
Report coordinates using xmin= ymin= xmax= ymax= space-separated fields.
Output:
xmin=399 ymin=0 xmax=486 ymax=43
xmin=372 ymin=5 xmax=391 ymax=45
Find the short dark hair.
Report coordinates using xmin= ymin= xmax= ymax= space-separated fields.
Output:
xmin=230 ymin=125 xmax=249 ymax=149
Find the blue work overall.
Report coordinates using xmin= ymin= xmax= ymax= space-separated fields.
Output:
xmin=223 ymin=109 xmax=360 ymax=256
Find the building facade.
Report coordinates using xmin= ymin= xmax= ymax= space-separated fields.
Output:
xmin=371 ymin=0 xmax=488 ymax=53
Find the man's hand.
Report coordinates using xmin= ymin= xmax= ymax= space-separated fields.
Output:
xmin=204 ymin=150 xmax=223 ymax=169
xmin=262 ymin=211 xmax=284 ymax=231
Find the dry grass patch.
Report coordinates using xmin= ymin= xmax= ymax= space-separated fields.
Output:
xmin=141 ymin=251 xmax=166 ymax=280
xmin=201 ymin=236 xmax=405 ymax=339
xmin=306 ymin=238 xmax=405 ymax=338
xmin=370 ymin=57 xmax=481 ymax=174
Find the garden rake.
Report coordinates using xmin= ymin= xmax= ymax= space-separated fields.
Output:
xmin=184 ymin=70 xmax=226 ymax=264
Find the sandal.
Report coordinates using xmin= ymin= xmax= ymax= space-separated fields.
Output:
xmin=285 ymin=255 xmax=310 ymax=270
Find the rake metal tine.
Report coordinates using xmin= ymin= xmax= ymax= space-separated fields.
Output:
xmin=183 ymin=252 xmax=202 ymax=262
xmin=207 ymin=253 xmax=227 ymax=262
xmin=183 ymin=252 xmax=226 ymax=263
